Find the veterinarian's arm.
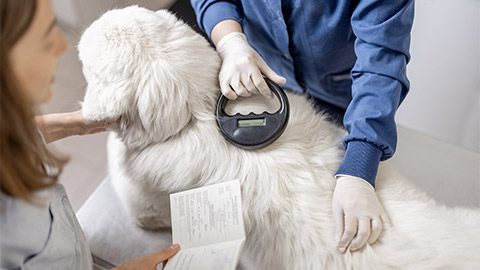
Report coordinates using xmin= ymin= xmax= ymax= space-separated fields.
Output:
xmin=113 ymin=244 xmax=180 ymax=270
xmin=211 ymin=19 xmax=241 ymax=47
xmin=35 ymin=109 xmax=117 ymax=143
xmin=333 ymin=0 xmax=414 ymax=253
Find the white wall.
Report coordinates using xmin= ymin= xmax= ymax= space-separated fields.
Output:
xmin=51 ymin=0 xmax=177 ymax=31
xmin=396 ymin=0 xmax=480 ymax=152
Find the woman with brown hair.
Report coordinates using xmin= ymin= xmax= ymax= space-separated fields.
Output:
xmin=0 ymin=0 xmax=179 ymax=268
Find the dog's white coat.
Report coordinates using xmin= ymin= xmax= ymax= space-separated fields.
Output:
xmin=79 ymin=6 xmax=480 ymax=269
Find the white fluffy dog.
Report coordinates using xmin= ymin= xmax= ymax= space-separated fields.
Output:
xmin=79 ymin=6 xmax=480 ymax=269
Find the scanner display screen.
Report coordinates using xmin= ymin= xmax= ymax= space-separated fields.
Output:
xmin=237 ymin=118 xmax=265 ymax=127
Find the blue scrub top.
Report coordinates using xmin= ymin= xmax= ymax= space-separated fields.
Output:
xmin=191 ymin=0 xmax=414 ymax=186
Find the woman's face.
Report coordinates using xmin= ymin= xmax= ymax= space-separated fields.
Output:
xmin=10 ymin=0 xmax=68 ymax=106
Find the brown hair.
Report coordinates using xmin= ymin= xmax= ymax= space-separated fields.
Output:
xmin=1 ymin=0 xmax=67 ymax=201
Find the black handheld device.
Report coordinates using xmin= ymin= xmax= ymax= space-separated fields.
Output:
xmin=216 ymin=78 xmax=290 ymax=150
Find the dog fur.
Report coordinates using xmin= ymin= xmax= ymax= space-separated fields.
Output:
xmin=79 ymin=6 xmax=480 ymax=269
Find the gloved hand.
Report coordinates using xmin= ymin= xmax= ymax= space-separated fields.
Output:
xmin=215 ymin=32 xmax=286 ymax=100
xmin=332 ymin=175 xmax=391 ymax=253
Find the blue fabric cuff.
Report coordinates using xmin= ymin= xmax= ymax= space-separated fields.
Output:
xmin=335 ymin=140 xmax=383 ymax=187
xmin=200 ymin=2 xmax=243 ymax=39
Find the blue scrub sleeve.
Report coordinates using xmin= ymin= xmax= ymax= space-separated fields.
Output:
xmin=336 ymin=0 xmax=415 ymax=186
xmin=190 ymin=0 xmax=244 ymax=39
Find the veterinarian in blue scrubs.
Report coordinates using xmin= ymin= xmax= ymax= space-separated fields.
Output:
xmin=0 ymin=0 xmax=180 ymax=268
xmin=191 ymin=0 xmax=414 ymax=253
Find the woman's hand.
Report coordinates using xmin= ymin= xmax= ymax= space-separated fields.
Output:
xmin=68 ymin=109 xmax=119 ymax=136
xmin=114 ymin=244 xmax=180 ymax=270
xmin=35 ymin=109 xmax=119 ymax=143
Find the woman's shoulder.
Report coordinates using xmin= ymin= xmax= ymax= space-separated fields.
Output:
xmin=1 ymin=184 xmax=93 ymax=269
xmin=0 ymin=186 xmax=55 ymax=269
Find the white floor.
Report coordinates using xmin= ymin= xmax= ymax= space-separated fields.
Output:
xmin=41 ymin=26 xmax=479 ymax=212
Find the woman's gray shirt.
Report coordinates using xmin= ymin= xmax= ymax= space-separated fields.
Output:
xmin=0 ymin=184 xmax=92 ymax=269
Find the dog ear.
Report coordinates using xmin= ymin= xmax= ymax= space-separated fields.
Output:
xmin=125 ymin=61 xmax=192 ymax=146
xmin=81 ymin=76 xmax=135 ymax=121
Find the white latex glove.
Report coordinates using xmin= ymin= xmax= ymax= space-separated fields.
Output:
xmin=216 ymin=32 xmax=286 ymax=100
xmin=332 ymin=175 xmax=391 ymax=253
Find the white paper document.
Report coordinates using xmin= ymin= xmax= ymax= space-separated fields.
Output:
xmin=164 ymin=180 xmax=246 ymax=270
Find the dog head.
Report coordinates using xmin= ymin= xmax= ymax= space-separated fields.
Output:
xmin=79 ymin=6 xmax=221 ymax=147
